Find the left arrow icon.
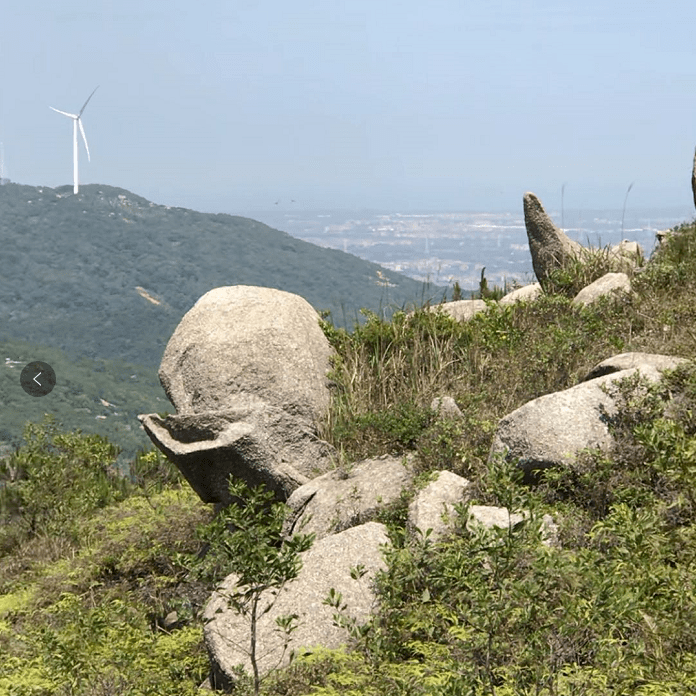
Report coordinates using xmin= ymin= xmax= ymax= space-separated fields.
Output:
xmin=20 ymin=362 xmax=56 ymax=397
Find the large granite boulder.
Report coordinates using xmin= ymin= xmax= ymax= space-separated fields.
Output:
xmin=139 ymin=405 xmax=334 ymax=503
xmin=523 ymin=192 xmax=583 ymax=284
xmin=283 ymin=454 xmax=413 ymax=541
xmin=157 ymin=285 xmax=332 ymax=420
xmin=489 ymin=353 xmax=686 ymax=480
xmin=204 ymin=522 xmax=389 ymax=690
xmin=139 ymin=286 xmax=336 ymax=504
xmin=523 ymin=193 xmax=642 ymax=286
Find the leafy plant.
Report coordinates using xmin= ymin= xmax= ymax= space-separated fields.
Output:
xmin=196 ymin=477 xmax=314 ymax=695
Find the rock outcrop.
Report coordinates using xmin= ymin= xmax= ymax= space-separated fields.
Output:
xmin=498 ymin=282 xmax=543 ymax=306
xmin=572 ymin=272 xmax=631 ymax=306
xmin=283 ymin=454 xmax=413 ymax=541
xmin=581 ymin=352 xmax=687 ymax=382
xmin=489 ymin=353 xmax=687 ymax=480
xmin=523 ymin=192 xmax=583 ymax=284
xmin=408 ymin=470 xmax=471 ymax=542
xmin=407 ymin=470 xmax=559 ymax=546
xmin=204 ymin=522 xmax=389 ymax=690
xmin=466 ymin=505 xmax=559 ymax=547
xmin=523 ymin=193 xmax=643 ymax=287
xmin=430 ymin=396 xmax=464 ymax=419
xmin=138 ymin=286 xmax=336 ymax=504
xmin=425 ymin=298 xmax=487 ymax=322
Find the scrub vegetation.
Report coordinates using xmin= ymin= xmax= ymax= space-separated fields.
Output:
xmin=1 ymin=218 xmax=696 ymax=694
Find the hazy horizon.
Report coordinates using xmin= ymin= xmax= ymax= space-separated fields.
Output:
xmin=2 ymin=2 xmax=696 ymax=215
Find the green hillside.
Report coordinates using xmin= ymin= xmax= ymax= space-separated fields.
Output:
xmin=0 ymin=336 xmax=163 ymax=468
xmin=0 ymin=183 xmax=444 ymax=369
xmin=2 ymin=210 xmax=696 ymax=694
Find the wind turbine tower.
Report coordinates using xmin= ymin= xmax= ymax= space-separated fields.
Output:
xmin=50 ymin=87 xmax=98 ymax=194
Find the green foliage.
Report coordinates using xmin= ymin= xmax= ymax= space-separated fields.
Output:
xmin=0 ymin=591 xmax=207 ymax=696
xmin=196 ymin=477 xmax=314 ymax=694
xmin=0 ymin=336 xmax=166 ymax=467
xmin=3 ymin=214 xmax=696 ymax=695
xmin=476 ymin=267 xmax=505 ymax=301
xmin=0 ymin=182 xmax=440 ymax=372
xmin=0 ymin=416 xmax=129 ymax=547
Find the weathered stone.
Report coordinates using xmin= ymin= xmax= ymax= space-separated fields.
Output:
xmin=408 ymin=470 xmax=471 ymax=542
xmin=283 ymin=454 xmax=413 ymax=541
xmin=498 ymin=282 xmax=543 ymax=306
xmin=489 ymin=365 xmax=668 ymax=479
xmin=138 ymin=286 xmax=337 ymax=504
xmin=582 ymin=352 xmax=688 ymax=382
xmin=572 ymin=272 xmax=631 ymax=307
xmin=139 ymin=405 xmax=334 ymax=504
xmin=426 ymin=298 xmax=487 ymax=322
xmin=466 ymin=505 xmax=559 ymax=547
xmin=163 ymin=611 xmax=180 ymax=631
xmin=523 ymin=192 xmax=583 ymax=284
xmin=608 ymin=240 xmax=643 ymax=270
xmin=157 ymin=285 xmax=333 ymax=422
xmin=204 ymin=522 xmax=389 ymax=689
xmin=430 ymin=396 xmax=463 ymax=419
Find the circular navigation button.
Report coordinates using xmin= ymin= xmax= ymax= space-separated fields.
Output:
xmin=20 ymin=361 xmax=56 ymax=397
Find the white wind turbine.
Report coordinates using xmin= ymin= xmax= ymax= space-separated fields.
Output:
xmin=50 ymin=86 xmax=98 ymax=194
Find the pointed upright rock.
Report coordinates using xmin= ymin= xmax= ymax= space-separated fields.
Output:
xmin=692 ymin=147 xmax=696 ymax=211
xmin=523 ymin=192 xmax=583 ymax=285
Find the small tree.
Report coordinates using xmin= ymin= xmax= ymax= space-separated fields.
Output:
xmin=198 ymin=478 xmax=314 ymax=695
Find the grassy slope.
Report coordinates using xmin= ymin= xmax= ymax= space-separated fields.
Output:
xmin=1 ymin=218 xmax=696 ymax=694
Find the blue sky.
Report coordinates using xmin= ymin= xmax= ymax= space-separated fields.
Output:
xmin=2 ymin=0 xmax=696 ymax=214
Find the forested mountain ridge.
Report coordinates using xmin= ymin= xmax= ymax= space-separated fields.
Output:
xmin=0 ymin=183 xmax=443 ymax=368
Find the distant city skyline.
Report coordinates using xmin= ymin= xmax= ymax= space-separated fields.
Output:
xmin=2 ymin=2 xmax=696 ymax=214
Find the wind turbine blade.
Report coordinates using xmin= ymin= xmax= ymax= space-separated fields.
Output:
xmin=78 ymin=119 xmax=91 ymax=161
xmin=50 ymin=107 xmax=78 ymax=118
xmin=79 ymin=86 xmax=99 ymax=117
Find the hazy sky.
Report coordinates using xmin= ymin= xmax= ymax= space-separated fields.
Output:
xmin=2 ymin=1 xmax=696 ymax=214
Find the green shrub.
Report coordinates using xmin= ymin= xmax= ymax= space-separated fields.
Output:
xmin=0 ymin=416 xmax=128 ymax=547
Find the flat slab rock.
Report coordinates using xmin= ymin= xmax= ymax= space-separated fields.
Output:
xmin=139 ymin=405 xmax=335 ymax=503
xmin=204 ymin=521 xmax=389 ymax=689
xmin=582 ymin=352 xmax=688 ymax=382
xmin=283 ymin=454 xmax=413 ymax=541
